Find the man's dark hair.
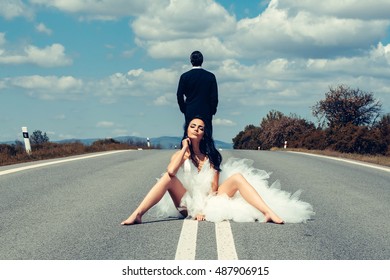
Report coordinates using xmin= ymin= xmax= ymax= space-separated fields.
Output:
xmin=190 ymin=51 xmax=203 ymax=66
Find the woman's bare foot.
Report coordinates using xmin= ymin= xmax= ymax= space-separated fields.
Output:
xmin=195 ymin=214 xmax=206 ymax=221
xmin=121 ymin=212 xmax=142 ymax=225
xmin=264 ymin=213 xmax=284 ymax=224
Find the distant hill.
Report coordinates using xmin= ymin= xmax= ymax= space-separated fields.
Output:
xmin=54 ymin=136 xmax=233 ymax=150
xmin=149 ymin=136 xmax=232 ymax=150
xmin=56 ymin=138 xmax=98 ymax=146
xmin=150 ymin=136 xmax=181 ymax=149
xmin=214 ymin=139 xmax=233 ymax=150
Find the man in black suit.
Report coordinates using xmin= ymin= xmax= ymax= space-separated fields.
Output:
xmin=177 ymin=51 xmax=218 ymax=136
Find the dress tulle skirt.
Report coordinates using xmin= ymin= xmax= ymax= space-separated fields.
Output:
xmin=150 ymin=158 xmax=315 ymax=223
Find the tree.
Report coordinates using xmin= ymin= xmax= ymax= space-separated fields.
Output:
xmin=30 ymin=130 xmax=50 ymax=145
xmin=259 ymin=110 xmax=285 ymax=129
xmin=375 ymin=113 xmax=390 ymax=154
xmin=259 ymin=111 xmax=316 ymax=150
xmin=232 ymin=125 xmax=263 ymax=150
xmin=325 ymin=123 xmax=387 ymax=155
xmin=232 ymin=111 xmax=316 ymax=150
xmin=375 ymin=113 xmax=390 ymax=143
xmin=312 ymin=85 xmax=382 ymax=128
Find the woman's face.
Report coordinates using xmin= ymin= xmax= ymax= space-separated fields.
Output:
xmin=187 ymin=118 xmax=205 ymax=141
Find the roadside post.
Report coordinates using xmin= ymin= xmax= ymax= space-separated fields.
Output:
xmin=22 ymin=127 xmax=32 ymax=154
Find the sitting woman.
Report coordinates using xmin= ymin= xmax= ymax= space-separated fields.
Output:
xmin=121 ymin=117 xmax=314 ymax=225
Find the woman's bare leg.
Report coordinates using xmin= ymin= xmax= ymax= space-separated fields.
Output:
xmin=218 ymin=173 xmax=284 ymax=224
xmin=121 ymin=173 xmax=186 ymax=225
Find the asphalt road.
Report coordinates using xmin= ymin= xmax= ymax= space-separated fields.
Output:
xmin=0 ymin=149 xmax=389 ymax=260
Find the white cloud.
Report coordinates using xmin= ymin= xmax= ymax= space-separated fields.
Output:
xmin=228 ymin=1 xmax=389 ymax=59
xmin=122 ymin=49 xmax=135 ymax=58
xmin=213 ymin=118 xmax=236 ymax=126
xmin=83 ymin=37 xmax=390 ymax=109
xmin=131 ymin=0 xmax=237 ymax=60
xmin=276 ymin=0 xmax=390 ymax=20
xmin=17 ymin=0 xmax=390 ymax=63
xmin=54 ymin=114 xmax=66 ymax=120
xmin=0 ymin=35 xmax=5 ymax=57
xmin=113 ymin=129 xmax=128 ymax=136
xmin=94 ymin=68 xmax=178 ymax=103
xmin=132 ymin=0 xmax=235 ymax=41
xmin=11 ymin=75 xmax=82 ymax=90
xmin=0 ymin=43 xmax=72 ymax=67
xmin=217 ymin=59 xmax=257 ymax=81
xmin=2 ymin=1 xmax=390 ymax=123
xmin=58 ymin=133 xmax=76 ymax=140
xmin=127 ymin=0 xmax=390 ymax=61
xmin=370 ymin=42 xmax=390 ymax=64
xmin=145 ymin=37 xmax=237 ymax=60
xmin=153 ymin=93 xmax=176 ymax=106
xmin=305 ymin=43 xmax=390 ymax=78
xmin=30 ymin=0 xmax=156 ymax=19
xmin=0 ymin=0 xmax=34 ymax=19
xmin=35 ymin=23 xmax=53 ymax=35
xmin=20 ymin=0 xmax=390 ymax=63
xmin=96 ymin=121 xmax=115 ymax=128
xmin=213 ymin=41 xmax=390 ymax=111
xmin=9 ymin=75 xmax=84 ymax=100
xmin=0 ymin=33 xmax=5 ymax=45
xmin=4 ymin=39 xmax=389 ymax=110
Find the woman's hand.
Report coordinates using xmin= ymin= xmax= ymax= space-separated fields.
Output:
xmin=167 ymin=138 xmax=190 ymax=176
xmin=209 ymin=190 xmax=218 ymax=195
xmin=182 ymin=137 xmax=191 ymax=150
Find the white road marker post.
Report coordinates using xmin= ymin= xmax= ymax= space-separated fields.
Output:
xmin=284 ymin=140 xmax=287 ymax=149
xmin=146 ymin=137 xmax=150 ymax=148
xmin=22 ymin=127 xmax=32 ymax=154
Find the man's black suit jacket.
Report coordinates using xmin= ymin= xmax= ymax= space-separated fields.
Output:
xmin=177 ymin=68 xmax=218 ymax=123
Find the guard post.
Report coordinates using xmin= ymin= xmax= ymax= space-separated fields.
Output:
xmin=147 ymin=137 xmax=151 ymax=148
xmin=22 ymin=127 xmax=32 ymax=154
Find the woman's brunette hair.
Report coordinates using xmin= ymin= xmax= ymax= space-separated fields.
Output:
xmin=181 ymin=116 xmax=222 ymax=172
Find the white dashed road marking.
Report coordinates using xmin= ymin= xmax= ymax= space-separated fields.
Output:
xmin=215 ymin=221 xmax=238 ymax=260
xmin=175 ymin=219 xmax=198 ymax=260
xmin=175 ymin=219 xmax=238 ymax=260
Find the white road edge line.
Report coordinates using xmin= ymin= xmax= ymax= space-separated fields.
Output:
xmin=215 ymin=221 xmax=238 ymax=260
xmin=288 ymin=151 xmax=390 ymax=173
xmin=175 ymin=219 xmax=198 ymax=260
xmin=0 ymin=150 xmax=132 ymax=176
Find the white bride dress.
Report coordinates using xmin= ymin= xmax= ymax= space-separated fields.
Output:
xmin=151 ymin=157 xmax=315 ymax=223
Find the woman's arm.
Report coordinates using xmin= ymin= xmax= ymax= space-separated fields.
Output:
xmin=167 ymin=138 xmax=190 ymax=176
xmin=211 ymin=170 xmax=220 ymax=193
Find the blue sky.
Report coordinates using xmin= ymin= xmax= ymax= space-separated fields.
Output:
xmin=1 ymin=0 xmax=390 ymax=144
